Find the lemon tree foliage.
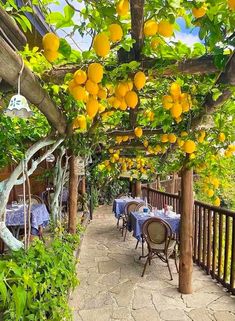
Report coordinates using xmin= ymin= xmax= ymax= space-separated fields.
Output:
xmin=1 ymin=0 xmax=235 ymax=208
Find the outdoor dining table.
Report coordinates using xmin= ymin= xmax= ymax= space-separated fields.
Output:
xmin=129 ymin=210 xmax=180 ymax=241
xmin=112 ymin=197 xmax=143 ymax=219
xmin=6 ymin=203 xmax=50 ymax=237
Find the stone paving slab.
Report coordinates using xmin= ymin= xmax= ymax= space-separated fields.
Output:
xmin=70 ymin=205 xmax=235 ymax=321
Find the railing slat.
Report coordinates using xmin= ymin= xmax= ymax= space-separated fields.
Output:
xmin=141 ymin=186 xmax=235 ymax=294
xmin=207 ymin=209 xmax=212 ymax=275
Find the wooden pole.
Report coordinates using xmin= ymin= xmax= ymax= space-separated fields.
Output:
xmin=179 ymin=164 xmax=194 ymax=294
xmin=135 ymin=180 xmax=142 ymax=198
xmin=68 ymin=155 xmax=79 ymax=234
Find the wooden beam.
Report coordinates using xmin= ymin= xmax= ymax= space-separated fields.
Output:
xmin=0 ymin=7 xmax=27 ymax=50
xmin=42 ymin=56 xmax=218 ymax=84
xmin=179 ymin=164 xmax=193 ymax=294
xmin=0 ymin=37 xmax=67 ymax=134
xmin=107 ymin=128 xmax=163 ymax=136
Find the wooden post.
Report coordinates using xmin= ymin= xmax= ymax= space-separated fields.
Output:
xmin=156 ymin=175 xmax=161 ymax=190
xmin=179 ymin=165 xmax=194 ymax=294
xmin=68 ymin=155 xmax=79 ymax=234
xmin=135 ymin=180 xmax=142 ymax=198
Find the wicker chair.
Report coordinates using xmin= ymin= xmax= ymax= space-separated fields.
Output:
xmin=135 ymin=203 xmax=153 ymax=212
xmin=122 ymin=200 xmax=144 ymax=241
xmin=141 ymin=217 xmax=178 ymax=279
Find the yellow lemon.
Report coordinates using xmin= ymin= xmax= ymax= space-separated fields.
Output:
xmin=170 ymin=82 xmax=181 ymax=100
xmin=73 ymin=115 xmax=87 ymax=131
xmin=116 ymin=136 xmax=123 ymax=144
xmin=119 ymin=99 xmax=128 ymax=110
xmin=115 ymin=83 xmax=128 ymax=97
xmin=71 ymin=85 xmax=87 ymax=101
xmin=161 ymin=134 xmax=168 ymax=143
xmin=125 ymin=91 xmax=138 ymax=108
xmin=162 ymin=95 xmax=174 ymax=110
xmin=181 ymin=131 xmax=188 ymax=137
xmin=86 ymin=97 xmax=99 ymax=118
xmin=134 ymin=127 xmax=143 ymax=138
xmin=124 ymin=79 xmax=133 ymax=91
xmin=168 ymin=133 xmax=177 ymax=143
xmin=177 ymin=138 xmax=184 ymax=147
xmin=170 ymin=102 xmax=182 ymax=118
xmin=158 ymin=20 xmax=174 ymax=37
xmin=180 ymin=93 xmax=192 ymax=112
xmin=88 ymin=63 xmax=104 ymax=83
xmin=73 ymin=69 xmax=87 ymax=85
xmin=97 ymin=87 xmax=107 ymax=99
xmin=207 ymin=189 xmax=214 ymax=197
xmin=116 ymin=0 xmax=129 ymax=16
xmin=108 ymin=24 xmax=123 ymax=42
xmin=192 ymin=5 xmax=207 ymax=18
xmin=42 ymin=33 xmax=60 ymax=51
xmin=218 ymin=132 xmax=225 ymax=142
xmin=93 ymin=33 xmax=110 ymax=57
xmin=85 ymin=79 xmax=99 ymax=95
xmin=134 ymin=71 xmax=146 ymax=90
xmin=68 ymin=79 xmax=77 ymax=94
xmin=144 ymin=20 xmax=158 ymax=36
xmin=44 ymin=50 xmax=58 ymax=62
xmin=214 ymin=197 xmax=221 ymax=207
xmin=183 ymin=140 xmax=196 ymax=154
xmin=98 ymin=103 xmax=106 ymax=113
xmin=143 ymin=140 xmax=148 ymax=148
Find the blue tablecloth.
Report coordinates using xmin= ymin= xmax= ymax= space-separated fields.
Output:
xmin=6 ymin=204 xmax=50 ymax=235
xmin=129 ymin=211 xmax=180 ymax=240
xmin=112 ymin=198 xmax=143 ymax=219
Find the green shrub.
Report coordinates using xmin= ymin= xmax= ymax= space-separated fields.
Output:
xmin=0 ymin=232 xmax=80 ymax=321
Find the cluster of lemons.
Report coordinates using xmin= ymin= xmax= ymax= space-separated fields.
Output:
xmin=202 ymin=176 xmax=221 ymax=207
xmin=162 ymin=82 xmax=192 ymax=123
xmin=68 ymin=63 xmax=105 ymax=129
xmin=101 ymin=152 xmax=152 ymax=176
xmin=71 ymin=69 xmax=146 ymax=131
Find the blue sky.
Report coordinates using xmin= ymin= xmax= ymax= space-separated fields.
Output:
xmin=49 ymin=1 xmax=201 ymax=50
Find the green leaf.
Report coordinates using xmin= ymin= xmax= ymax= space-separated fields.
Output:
xmin=19 ymin=14 xmax=32 ymax=32
xmin=46 ymin=12 xmax=64 ymax=24
xmin=0 ymin=280 xmax=7 ymax=306
xmin=64 ymin=5 xmax=75 ymax=21
xmin=12 ymin=285 xmax=27 ymax=320
xmin=58 ymin=38 xmax=72 ymax=58
xmin=192 ymin=43 xmax=206 ymax=57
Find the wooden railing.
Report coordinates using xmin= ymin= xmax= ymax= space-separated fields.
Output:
xmin=142 ymin=186 xmax=235 ymax=294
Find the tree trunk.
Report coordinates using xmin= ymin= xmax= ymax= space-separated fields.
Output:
xmin=135 ymin=181 xmax=142 ymax=198
xmin=68 ymin=155 xmax=79 ymax=234
xmin=179 ymin=165 xmax=194 ymax=294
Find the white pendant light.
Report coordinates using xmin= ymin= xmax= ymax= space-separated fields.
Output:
xmin=5 ymin=58 xmax=33 ymax=118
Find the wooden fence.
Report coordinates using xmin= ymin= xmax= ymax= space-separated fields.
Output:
xmin=142 ymin=186 xmax=235 ymax=294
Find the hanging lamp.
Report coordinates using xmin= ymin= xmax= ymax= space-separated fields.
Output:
xmin=5 ymin=58 xmax=33 ymax=118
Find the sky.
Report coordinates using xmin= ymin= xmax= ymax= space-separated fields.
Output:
xmin=49 ymin=1 xmax=201 ymax=51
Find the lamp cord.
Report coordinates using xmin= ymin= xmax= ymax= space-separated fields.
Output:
xmin=0 ymin=27 xmax=25 ymax=95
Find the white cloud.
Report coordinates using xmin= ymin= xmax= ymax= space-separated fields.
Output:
xmin=172 ymin=32 xmax=202 ymax=47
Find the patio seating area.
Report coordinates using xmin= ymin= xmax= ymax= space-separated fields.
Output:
xmin=70 ymin=205 xmax=235 ymax=321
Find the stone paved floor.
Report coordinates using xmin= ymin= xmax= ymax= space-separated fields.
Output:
xmin=70 ymin=205 xmax=235 ymax=321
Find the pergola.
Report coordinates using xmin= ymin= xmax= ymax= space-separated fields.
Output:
xmin=0 ymin=1 xmax=234 ymax=296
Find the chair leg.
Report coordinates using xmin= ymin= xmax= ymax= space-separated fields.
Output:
xmin=141 ymin=236 xmax=144 ymax=257
xmin=166 ymin=259 xmax=173 ymax=280
xmin=135 ymin=240 xmax=139 ymax=249
xmin=121 ymin=220 xmax=124 ymax=236
xmin=141 ymin=256 xmax=150 ymax=277
xmin=174 ymin=243 xmax=179 ymax=273
xmin=123 ymin=226 xmax=127 ymax=241
xmin=117 ymin=217 xmax=120 ymax=228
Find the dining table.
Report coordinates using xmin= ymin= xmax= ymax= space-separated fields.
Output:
xmin=129 ymin=210 xmax=180 ymax=241
xmin=112 ymin=197 xmax=143 ymax=219
xmin=6 ymin=203 xmax=50 ymax=238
